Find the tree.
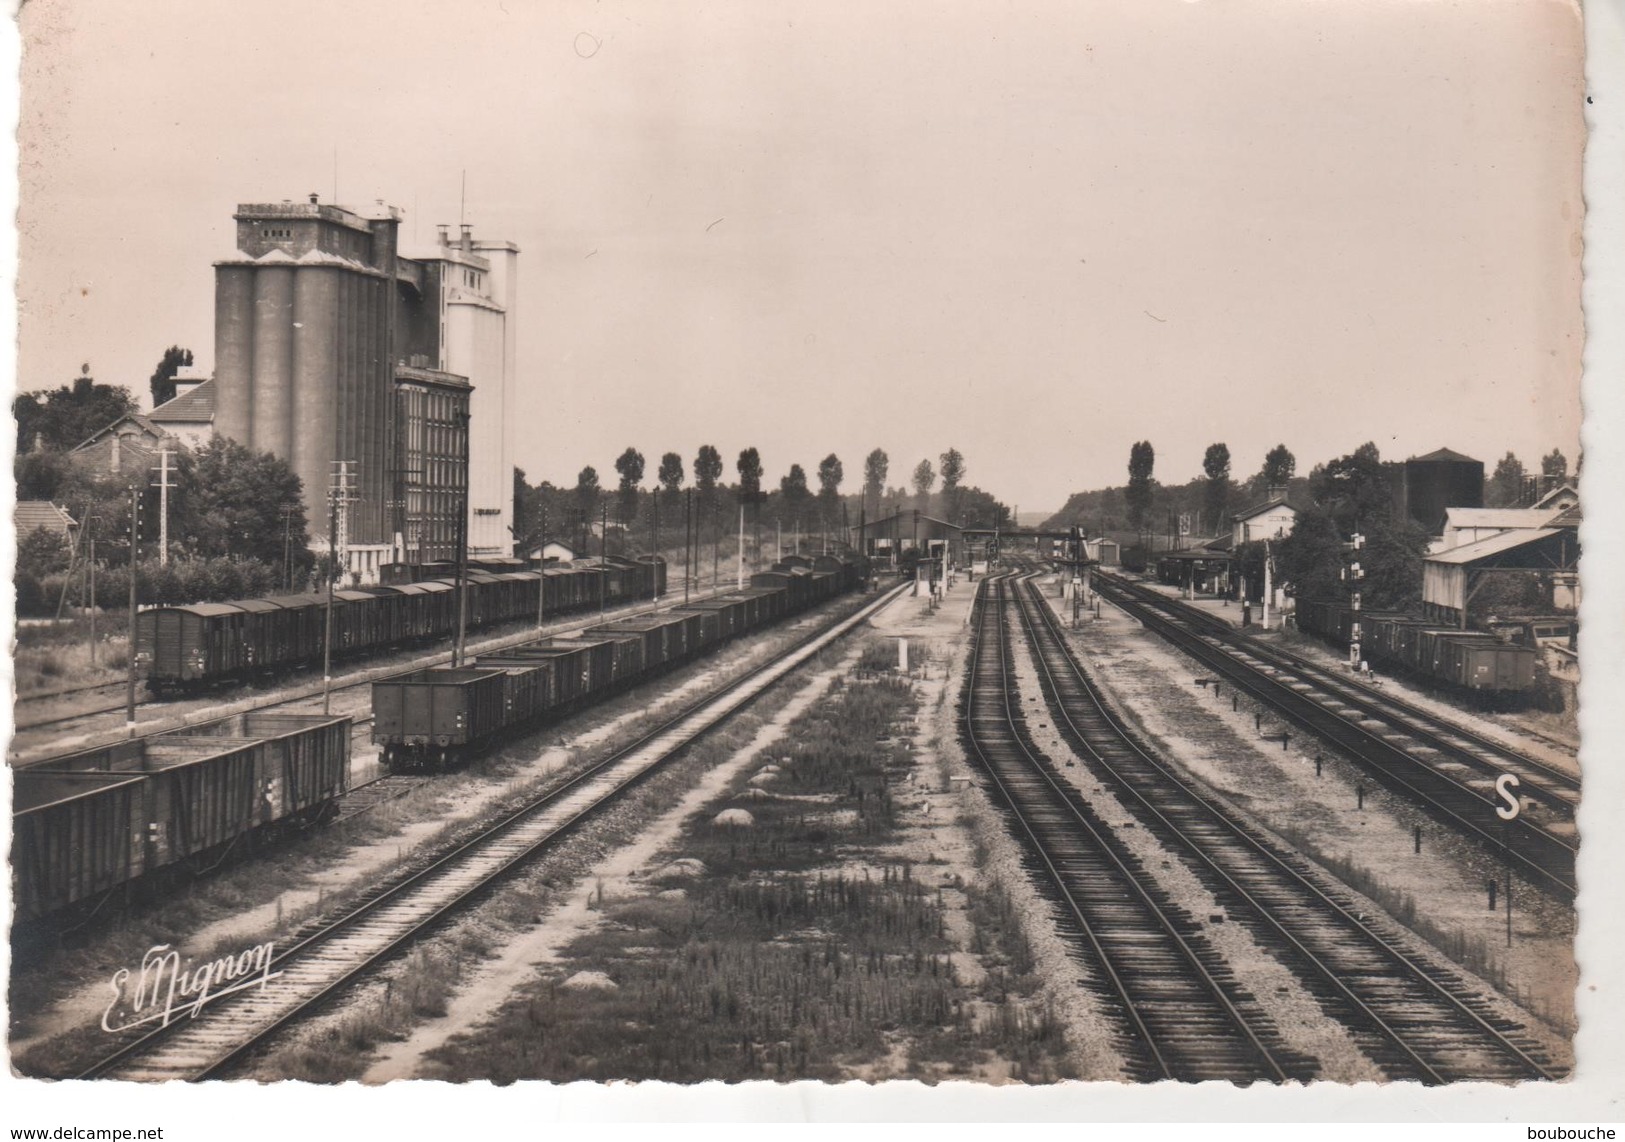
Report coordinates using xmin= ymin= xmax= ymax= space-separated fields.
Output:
xmin=911 ymin=459 xmax=935 ymax=513
xmin=1487 ymin=452 xmax=1527 ymax=508
xmin=658 ymin=452 xmax=685 ymax=494
xmin=1126 ymin=441 xmax=1155 ymax=530
xmin=575 ymin=466 xmax=601 ymax=534
xmin=1262 ymin=444 xmax=1296 ymax=489
xmin=149 ymin=346 xmax=194 ymax=408
xmin=1541 ymin=449 xmax=1568 ymax=481
xmin=1310 ymin=441 xmax=1390 ymax=531
xmin=736 ymin=448 xmax=764 ymax=497
xmin=816 ymin=453 xmax=843 ymax=529
xmin=863 ymin=449 xmax=889 ymax=518
xmin=694 ymin=445 xmax=724 ymax=505
xmin=779 ymin=464 xmax=811 ymax=541
xmin=1202 ymin=442 xmax=1231 ymax=535
xmin=174 ymin=438 xmax=308 ymax=567
xmin=939 ymin=447 xmax=966 ymax=518
xmin=957 ymin=486 xmax=1012 ymax=530
xmin=614 ymin=447 xmax=645 ymax=530
xmin=14 ymin=367 xmax=139 ymax=453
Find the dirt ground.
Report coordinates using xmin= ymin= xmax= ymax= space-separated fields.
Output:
xmin=343 ymin=576 xmax=1121 ymax=1083
xmin=6 ymin=596 xmax=868 ymax=1070
xmin=1051 ymin=576 xmax=1576 ymax=1057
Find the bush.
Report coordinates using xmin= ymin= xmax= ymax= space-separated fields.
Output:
xmin=35 ymin=557 xmax=286 ymax=612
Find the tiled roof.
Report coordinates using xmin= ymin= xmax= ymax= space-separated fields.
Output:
xmin=149 ymin=378 xmax=215 ymax=423
xmin=14 ymin=501 xmax=77 ymax=536
xmin=70 ymin=413 xmax=163 ymax=452
xmin=1230 ymin=498 xmax=1296 ymax=522
xmin=1410 ymin=447 xmax=1480 ymax=464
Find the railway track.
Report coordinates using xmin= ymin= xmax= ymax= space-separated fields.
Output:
xmin=77 ymin=582 xmax=908 ymax=1081
xmin=1102 ymin=573 xmax=1580 ymax=800
xmin=11 ymin=586 xmax=738 ymax=757
xmin=1091 ymin=572 xmax=1577 ymax=901
xmin=1008 ymin=573 xmax=1560 ymax=1083
xmin=963 ymin=576 xmax=1312 ymax=1082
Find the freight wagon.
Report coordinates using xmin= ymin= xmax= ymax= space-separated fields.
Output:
xmin=135 ymin=557 xmax=667 ymax=694
xmin=373 ymin=555 xmax=860 ymax=772
xmin=1296 ymin=598 xmax=1536 ymax=698
xmin=12 ymin=713 xmax=351 ymax=927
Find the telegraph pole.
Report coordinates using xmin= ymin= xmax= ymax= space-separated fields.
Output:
xmin=599 ymin=503 xmax=608 ymax=620
xmin=154 ymin=448 xmax=175 ymax=566
xmin=536 ymin=501 xmax=548 ymax=631
xmin=125 ymin=484 xmax=141 ymax=735
xmin=323 ymin=461 xmax=357 ymax=713
xmin=684 ymin=489 xmax=693 ymax=605
xmin=737 ymin=498 xmax=746 ymax=590
xmin=454 ymin=410 xmax=471 ymax=667
xmin=86 ymin=517 xmax=98 ymax=665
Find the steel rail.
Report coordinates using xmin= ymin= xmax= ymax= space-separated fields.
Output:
xmin=1014 ymin=575 xmax=1558 ymax=1083
xmin=76 ymin=582 xmax=907 ymax=1081
xmin=1098 ymin=573 xmax=1579 ymax=801
xmin=963 ymin=576 xmax=1294 ymax=1083
xmin=13 ymin=584 xmax=738 ymax=744
xmin=1089 ymin=574 xmax=1575 ymax=900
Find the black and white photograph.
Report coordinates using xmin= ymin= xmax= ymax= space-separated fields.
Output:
xmin=4 ymin=0 xmax=1623 ymax=1128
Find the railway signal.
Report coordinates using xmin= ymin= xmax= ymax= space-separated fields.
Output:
xmin=1496 ymin=772 xmax=1520 ymax=947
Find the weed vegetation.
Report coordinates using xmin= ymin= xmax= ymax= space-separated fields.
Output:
xmin=427 ymin=660 xmax=1076 ymax=1083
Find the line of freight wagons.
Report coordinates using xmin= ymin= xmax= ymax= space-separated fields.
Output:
xmin=373 ymin=555 xmax=862 ymax=771
xmin=1295 ymin=598 xmax=1536 ymax=695
xmin=12 ymin=714 xmax=351 ymax=929
xmin=134 ymin=556 xmax=667 ymax=693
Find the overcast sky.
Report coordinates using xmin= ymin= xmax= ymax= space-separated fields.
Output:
xmin=14 ymin=0 xmax=1584 ymax=513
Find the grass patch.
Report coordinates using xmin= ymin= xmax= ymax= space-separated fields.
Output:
xmin=426 ymin=644 xmax=1077 ymax=1083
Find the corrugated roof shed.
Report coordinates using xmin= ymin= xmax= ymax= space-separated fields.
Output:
xmin=1444 ymin=507 xmax=1562 ymax=531
xmin=14 ymin=501 xmax=78 ymax=537
xmin=1426 ymin=528 xmax=1562 ymax=566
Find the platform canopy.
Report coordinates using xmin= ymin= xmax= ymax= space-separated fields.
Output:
xmin=1422 ymin=527 xmax=1578 ymax=623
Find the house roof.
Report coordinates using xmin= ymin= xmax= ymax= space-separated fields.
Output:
xmin=1230 ymin=498 xmax=1297 ymax=523
xmin=1425 ymin=528 xmax=1563 ymax=566
xmin=70 ymin=412 xmax=163 ymax=452
xmin=1444 ymin=507 xmax=1563 ymax=531
xmin=149 ymin=378 xmax=215 ymax=423
xmin=855 ymin=511 xmax=964 ymax=533
xmin=14 ymin=501 xmax=78 ymax=537
xmin=1532 ymin=482 xmax=1579 ymax=509
xmin=1410 ymin=446 xmax=1480 ymax=465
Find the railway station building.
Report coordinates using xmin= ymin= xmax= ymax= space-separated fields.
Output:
xmin=853 ymin=510 xmax=965 ymax=565
xmin=211 ymin=196 xmax=519 ymax=583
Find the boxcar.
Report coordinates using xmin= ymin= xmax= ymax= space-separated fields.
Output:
xmin=15 ymin=713 xmax=351 ymax=924
xmin=12 ymin=770 xmax=146 ymax=922
xmin=374 ymin=668 xmax=507 ymax=769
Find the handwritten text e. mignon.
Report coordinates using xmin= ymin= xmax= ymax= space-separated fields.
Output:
xmin=101 ymin=941 xmax=282 ymax=1034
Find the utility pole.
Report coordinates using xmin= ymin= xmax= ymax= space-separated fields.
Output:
xmin=324 ymin=460 xmax=358 ymax=713
xmin=454 ymin=410 xmax=471 ymax=667
xmin=280 ymin=505 xmax=297 ymax=590
xmin=125 ymin=484 xmax=141 ymax=736
xmin=86 ymin=517 xmax=98 ymax=666
xmin=154 ymin=448 xmax=175 ymax=566
xmin=737 ymin=498 xmax=746 ymax=590
xmin=537 ymin=501 xmax=548 ymax=631
xmin=599 ymin=503 xmax=608 ymax=620
xmin=683 ymin=489 xmax=692 ymax=605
